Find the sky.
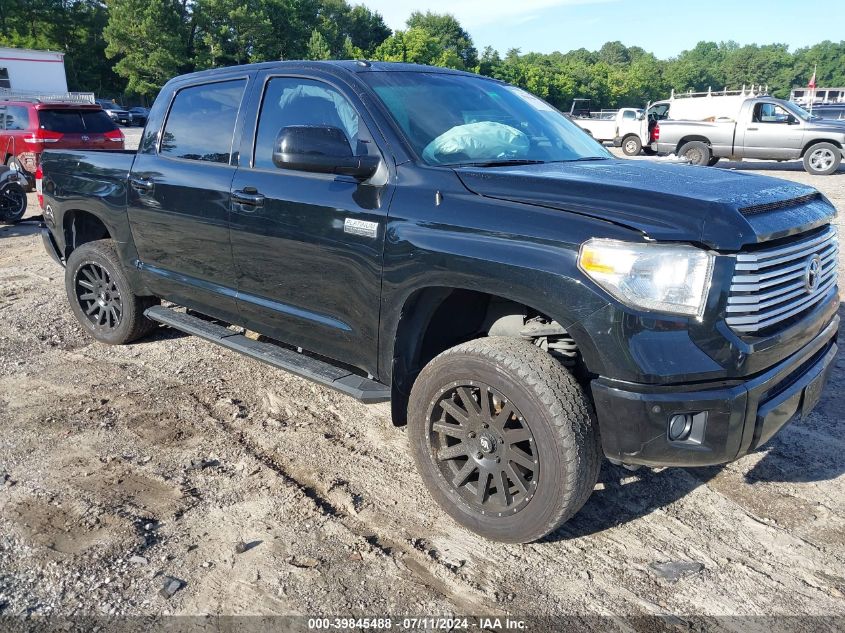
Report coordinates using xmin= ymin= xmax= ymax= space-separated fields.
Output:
xmin=367 ymin=0 xmax=845 ymax=58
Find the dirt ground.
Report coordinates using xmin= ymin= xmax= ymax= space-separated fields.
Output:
xmin=1 ymin=130 xmax=844 ymax=630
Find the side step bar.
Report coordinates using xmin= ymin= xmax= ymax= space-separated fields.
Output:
xmin=144 ymin=305 xmax=390 ymax=403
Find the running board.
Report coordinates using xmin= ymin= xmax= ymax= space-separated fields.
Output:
xmin=144 ymin=305 xmax=390 ymax=403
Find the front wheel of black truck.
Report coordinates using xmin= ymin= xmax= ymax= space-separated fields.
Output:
xmin=408 ymin=337 xmax=601 ymax=543
xmin=65 ymin=240 xmax=159 ymax=345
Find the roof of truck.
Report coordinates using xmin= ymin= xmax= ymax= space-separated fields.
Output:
xmin=169 ymin=60 xmax=480 ymax=85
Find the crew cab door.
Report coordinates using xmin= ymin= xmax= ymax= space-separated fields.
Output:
xmin=228 ymin=72 xmax=392 ymax=376
xmin=738 ymin=101 xmax=803 ymax=160
xmin=127 ymin=77 xmax=250 ymax=323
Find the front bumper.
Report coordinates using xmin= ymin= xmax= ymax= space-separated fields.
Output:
xmin=591 ymin=315 xmax=838 ymax=467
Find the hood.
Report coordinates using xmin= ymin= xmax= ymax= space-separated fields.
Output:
xmin=455 ymin=159 xmax=835 ymax=250
xmin=807 ymin=118 xmax=845 ymax=131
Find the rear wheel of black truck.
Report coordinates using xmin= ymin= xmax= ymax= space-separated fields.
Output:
xmin=408 ymin=337 xmax=601 ymax=543
xmin=65 ymin=240 xmax=158 ymax=345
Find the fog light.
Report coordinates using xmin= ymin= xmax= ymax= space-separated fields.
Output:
xmin=668 ymin=414 xmax=693 ymax=441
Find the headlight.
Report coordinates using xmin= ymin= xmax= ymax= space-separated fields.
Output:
xmin=578 ymin=239 xmax=714 ymax=318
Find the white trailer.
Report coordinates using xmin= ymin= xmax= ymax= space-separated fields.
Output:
xmin=0 ymin=47 xmax=68 ymax=94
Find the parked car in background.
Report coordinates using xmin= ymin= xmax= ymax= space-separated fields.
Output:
xmin=813 ymin=104 xmax=845 ymax=121
xmin=653 ymin=91 xmax=845 ymax=174
xmin=39 ymin=61 xmax=838 ymax=543
xmin=95 ymin=99 xmax=133 ymax=126
xmin=129 ymin=107 xmax=149 ymax=127
xmin=1 ymin=97 xmax=124 ymax=188
xmin=570 ymin=103 xmax=650 ymax=155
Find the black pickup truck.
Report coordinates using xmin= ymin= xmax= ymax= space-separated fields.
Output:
xmin=39 ymin=61 xmax=839 ymax=543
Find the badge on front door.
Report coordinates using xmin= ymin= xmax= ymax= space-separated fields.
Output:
xmin=344 ymin=218 xmax=379 ymax=238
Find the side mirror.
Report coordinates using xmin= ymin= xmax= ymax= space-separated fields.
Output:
xmin=787 ymin=115 xmax=799 ymax=125
xmin=272 ymin=125 xmax=380 ymax=180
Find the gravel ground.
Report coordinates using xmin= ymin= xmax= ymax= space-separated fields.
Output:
xmin=0 ymin=129 xmax=843 ymax=630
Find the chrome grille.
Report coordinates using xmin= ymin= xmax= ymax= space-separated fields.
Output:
xmin=726 ymin=226 xmax=838 ymax=334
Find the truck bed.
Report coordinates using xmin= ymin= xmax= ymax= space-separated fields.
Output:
xmin=41 ymin=149 xmax=136 ymax=174
xmin=40 ymin=149 xmax=137 ymax=211
xmin=655 ymin=119 xmax=737 ymax=156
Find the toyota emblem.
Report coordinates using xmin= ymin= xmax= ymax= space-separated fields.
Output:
xmin=804 ymin=254 xmax=822 ymax=293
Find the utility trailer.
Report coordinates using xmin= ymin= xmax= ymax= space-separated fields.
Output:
xmin=0 ymin=47 xmax=69 ymax=94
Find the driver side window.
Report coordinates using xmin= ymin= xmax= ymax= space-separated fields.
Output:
xmin=754 ymin=103 xmax=791 ymax=124
xmin=253 ymin=77 xmax=374 ymax=171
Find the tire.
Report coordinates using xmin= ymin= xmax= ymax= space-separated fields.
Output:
xmin=707 ymin=156 xmax=721 ymax=167
xmin=803 ymin=142 xmax=842 ymax=175
xmin=621 ymin=135 xmax=642 ymax=156
xmin=408 ymin=336 xmax=601 ymax=543
xmin=6 ymin=156 xmax=33 ymax=192
xmin=678 ymin=140 xmax=711 ymax=166
xmin=65 ymin=239 xmax=158 ymax=345
xmin=0 ymin=182 xmax=27 ymax=224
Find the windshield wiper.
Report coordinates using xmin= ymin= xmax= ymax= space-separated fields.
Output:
xmin=446 ymin=159 xmax=547 ymax=168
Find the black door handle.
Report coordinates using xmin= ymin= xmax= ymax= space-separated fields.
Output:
xmin=232 ymin=188 xmax=265 ymax=206
xmin=130 ymin=177 xmax=154 ymax=191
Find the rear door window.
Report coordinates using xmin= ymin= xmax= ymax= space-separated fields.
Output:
xmin=5 ymin=105 xmax=30 ymax=130
xmin=160 ymin=79 xmax=246 ymax=164
xmin=38 ymin=109 xmax=118 ymax=133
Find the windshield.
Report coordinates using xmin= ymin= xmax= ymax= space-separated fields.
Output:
xmin=361 ymin=72 xmax=610 ymax=166
xmin=781 ymin=100 xmax=818 ymax=121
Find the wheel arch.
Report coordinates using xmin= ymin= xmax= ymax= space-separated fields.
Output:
xmin=386 ymin=284 xmax=602 ymax=426
xmin=800 ymin=138 xmax=843 ymax=157
xmin=676 ymin=136 xmax=712 ymax=153
xmin=62 ymin=209 xmax=113 ymax=258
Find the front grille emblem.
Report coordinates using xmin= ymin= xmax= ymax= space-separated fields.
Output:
xmin=804 ymin=254 xmax=822 ymax=293
xmin=81 ymin=135 xmax=89 ymax=141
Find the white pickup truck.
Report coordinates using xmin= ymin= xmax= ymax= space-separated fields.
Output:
xmin=569 ymin=99 xmax=650 ymax=155
xmin=652 ymin=90 xmax=845 ymax=175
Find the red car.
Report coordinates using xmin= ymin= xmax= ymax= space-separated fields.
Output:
xmin=1 ymin=100 xmax=124 ymax=186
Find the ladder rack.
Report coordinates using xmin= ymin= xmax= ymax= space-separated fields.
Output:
xmin=0 ymin=89 xmax=95 ymax=104
xmin=669 ymin=85 xmax=769 ymax=100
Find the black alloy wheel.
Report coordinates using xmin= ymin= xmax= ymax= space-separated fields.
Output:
xmin=427 ymin=381 xmax=539 ymax=517
xmin=65 ymin=240 xmax=158 ymax=344
xmin=75 ymin=262 xmax=123 ymax=329
xmin=409 ymin=337 xmax=601 ymax=543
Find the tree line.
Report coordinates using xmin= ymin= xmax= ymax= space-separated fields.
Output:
xmin=1 ymin=0 xmax=843 ymax=109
